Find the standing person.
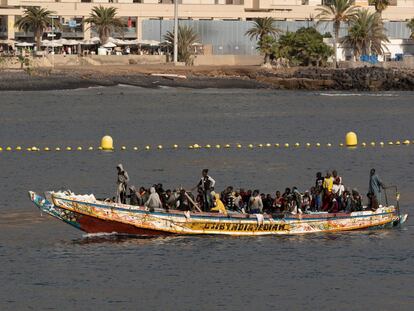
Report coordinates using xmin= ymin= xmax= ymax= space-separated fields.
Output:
xmin=194 ymin=169 xmax=216 ymax=211
xmin=369 ymin=169 xmax=385 ymax=205
xmin=145 ymin=187 xmax=163 ymax=212
xmin=116 ymin=164 xmax=129 ymax=204
xmin=322 ymin=171 xmax=334 ymax=210
xmin=315 ymin=172 xmax=324 ymax=211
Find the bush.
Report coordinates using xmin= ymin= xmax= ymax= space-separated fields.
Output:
xmin=274 ymin=27 xmax=333 ymax=67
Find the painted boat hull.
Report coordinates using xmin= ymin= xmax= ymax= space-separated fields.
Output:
xmin=29 ymin=192 xmax=169 ymax=235
xmin=29 ymin=191 xmax=408 ymax=236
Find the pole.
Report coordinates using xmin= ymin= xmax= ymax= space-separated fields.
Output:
xmin=51 ymin=17 xmax=54 ymax=67
xmin=173 ymin=0 xmax=178 ymax=64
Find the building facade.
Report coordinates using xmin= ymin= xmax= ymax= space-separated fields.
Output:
xmin=1 ymin=0 xmax=414 ymax=48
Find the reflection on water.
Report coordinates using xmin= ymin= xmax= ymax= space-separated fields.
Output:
xmin=0 ymin=87 xmax=414 ymax=311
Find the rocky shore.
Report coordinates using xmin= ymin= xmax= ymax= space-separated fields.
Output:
xmin=0 ymin=65 xmax=413 ymax=91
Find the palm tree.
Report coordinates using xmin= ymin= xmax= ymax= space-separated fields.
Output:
xmin=407 ymin=18 xmax=414 ymax=39
xmin=316 ymin=0 xmax=358 ymax=67
xmin=164 ymin=25 xmax=199 ymax=65
xmin=15 ymin=7 xmax=59 ymax=51
xmin=340 ymin=9 xmax=389 ymax=60
xmin=84 ymin=6 xmax=125 ymax=45
xmin=245 ymin=17 xmax=281 ymax=64
xmin=245 ymin=17 xmax=281 ymax=41
xmin=369 ymin=0 xmax=390 ymax=16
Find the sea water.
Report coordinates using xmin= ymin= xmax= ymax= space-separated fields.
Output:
xmin=0 ymin=87 xmax=413 ymax=310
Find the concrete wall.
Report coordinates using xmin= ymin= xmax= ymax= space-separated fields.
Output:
xmin=193 ymin=54 xmax=262 ymax=66
xmin=88 ymin=55 xmax=167 ymax=65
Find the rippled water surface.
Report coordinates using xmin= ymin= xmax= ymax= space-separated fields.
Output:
xmin=0 ymin=87 xmax=413 ymax=311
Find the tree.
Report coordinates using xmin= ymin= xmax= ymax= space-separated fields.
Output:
xmin=274 ymin=27 xmax=333 ymax=67
xmin=316 ymin=0 xmax=358 ymax=67
xmin=15 ymin=7 xmax=60 ymax=51
xmin=340 ymin=9 xmax=389 ymax=60
xmin=245 ymin=17 xmax=282 ymax=64
xmin=164 ymin=25 xmax=199 ymax=65
xmin=257 ymin=35 xmax=278 ymax=64
xmin=369 ymin=0 xmax=390 ymax=16
xmin=84 ymin=6 xmax=124 ymax=45
xmin=245 ymin=17 xmax=281 ymax=41
xmin=407 ymin=18 xmax=414 ymax=39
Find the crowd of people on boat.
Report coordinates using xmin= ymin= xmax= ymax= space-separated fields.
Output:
xmin=114 ymin=165 xmax=385 ymax=215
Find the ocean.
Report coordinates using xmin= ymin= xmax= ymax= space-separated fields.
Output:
xmin=0 ymin=86 xmax=413 ymax=310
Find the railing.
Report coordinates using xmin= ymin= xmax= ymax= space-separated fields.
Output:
xmin=383 ymin=185 xmax=401 ymax=217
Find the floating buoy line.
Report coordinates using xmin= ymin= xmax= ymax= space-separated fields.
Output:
xmin=1 ymin=134 xmax=412 ymax=154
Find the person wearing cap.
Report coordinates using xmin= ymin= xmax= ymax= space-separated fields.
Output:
xmin=116 ymin=164 xmax=129 ymax=204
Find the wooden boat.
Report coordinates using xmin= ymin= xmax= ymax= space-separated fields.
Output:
xmin=29 ymin=190 xmax=408 ymax=236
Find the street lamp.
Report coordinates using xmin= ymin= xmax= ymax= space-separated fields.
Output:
xmin=173 ymin=0 xmax=178 ymax=64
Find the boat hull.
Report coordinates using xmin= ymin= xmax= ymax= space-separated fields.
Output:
xmin=29 ymin=192 xmax=170 ymax=235
xmin=27 ymin=191 xmax=407 ymax=236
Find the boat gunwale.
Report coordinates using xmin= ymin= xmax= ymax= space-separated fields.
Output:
xmin=52 ymin=194 xmax=398 ymax=223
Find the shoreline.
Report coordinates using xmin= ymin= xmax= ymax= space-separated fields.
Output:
xmin=0 ymin=65 xmax=414 ymax=91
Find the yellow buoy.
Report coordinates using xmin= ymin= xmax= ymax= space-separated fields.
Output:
xmin=145 ymin=145 xmax=150 ymax=150
xmin=370 ymin=142 xmax=376 ymax=146
xmin=316 ymin=143 xmax=321 ymax=147
xmin=173 ymin=144 xmax=178 ymax=149
xmin=395 ymin=141 xmax=401 ymax=145
xmin=55 ymin=147 xmax=61 ymax=151
xmin=361 ymin=142 xmax=366 ymax=147
xmin=225 ymin=144 xmax=231 ymax=148
xmin=101 ymin=135 xmax=114 ymax=150
xmin=133 ymin=146 xmax=138 ymax=151
xmin=205 ymin=144 xmax=211 ymax=149
xmin=306 ymin=143 xmax=311 ymax=147
xmin=6 ymin=146 xmax=12 ymax=151
xmin=248 ymin=144 xmax=254 ymax=149
xmin=88 ymin=146 xmax=94 ymax=151
xmin=284 ymin=143 xmax=289 ymax=148
xmin=66 ymin=147 xmax=72 ymax=151
xmin=265 ymin=143 xmax=271 ymax=147
xmin=27 ymin=147 xmax=32 ymax=152
xmin=100 ymin=135 xmax=113 ymax=150
xmin=16 ymin=146 xmax=22 ymax=151
xmin=327 ymin=143 xmax=332 ymax=147
xmin=0 ymin=147 xmax=2 ymax=151
xmin=294 ymin=143 xmax=300 ymax=147
xmin=274 ymin=143 xmax=280 ymax=148
xmin=339 ymin=143 xmax=344 ymax=147
xmin=258 ymin=144 xmax=263 ymax=148
xmin=121 ymin=146 xmax=126 ymax=150
xmin=237 ymin=144 xmax=242 ymax=148
xmin=77 ymin=147 xmax=82 ymax=151
xmin=44 ymin=147 xmax=50 ymax=151
xmin=345 ymin=131 xmax=358 ymax=147
xmin=193 ymin=144 xmax=200 ymax=149
xmin=98 ymin=146 xmax=102 ymax=150
xmin=380 ymin=142 xmax=384 ymax=147
xmin=31 ymin=146 xmax=38 ymax=151
xmin=157 ymin=145 xmax=163 ymax=150
xmin=403 ymin=140 xmax=410 ymax=145
xmin=189 ymin=145 xmax=194 ymax=149
xmin=388 ymin=142 xmax=393 ymax=145
xmin=216 ymin=144 xmax=221 ymax=149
